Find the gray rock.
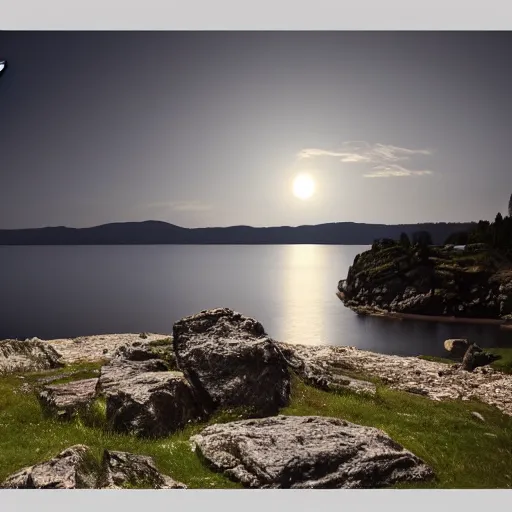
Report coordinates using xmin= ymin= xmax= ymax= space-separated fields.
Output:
xmin=112 ymin=339 xmax=177 ymax=368
xmin=471 ymin=411 xmax=485 ymax=422
xmin=38 ymin=378 xmax=98 ymax=420
xmin=192 ymin=415 xmax=434 ymax=489
xmin=96 ymin=359 xmax=169 ymax=394
xmin=105 ymin=371 xmax=201 ymax=438
xmin=173 ymin=308 xmax=290 ymax=416
xmin=98 ymin=450 xmax=186 ymax=489
xmin=0 ymin=339 xmax=63 ymax=374
xmin=1 ymin=445 xmax=98 ymax=489
xmin=462 ymin=345 xmax=500 ymax=372
xmin=278 ymin=344 xmax=375 ymax=395
xmin=444 ymin=339 xmax=470 ymax=358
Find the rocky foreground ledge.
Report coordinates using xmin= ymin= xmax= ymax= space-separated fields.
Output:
xmin=2 ymin=307 xmax=512 ymax=489
xmin=4 ymin=330 xmax=511 ymax=417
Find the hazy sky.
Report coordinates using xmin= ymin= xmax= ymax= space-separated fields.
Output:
xmin=0 ymin=31 xmax=511 ymax=229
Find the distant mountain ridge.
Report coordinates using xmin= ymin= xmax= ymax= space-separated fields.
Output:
xmin=0 ymin=220 xmax=475 ymax=245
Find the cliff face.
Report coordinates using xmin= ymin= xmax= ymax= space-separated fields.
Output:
xmin=338 ymin=240 xmax=512 ymax=319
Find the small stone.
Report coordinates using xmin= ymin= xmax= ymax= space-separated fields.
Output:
xmin=471 ymin=412 xmax=485 ymax=422
xmin=444 ymin=339 xmax=469 ymax=358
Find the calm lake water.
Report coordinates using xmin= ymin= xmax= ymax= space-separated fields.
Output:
xmin=2 ymin=244 xmax=512 ymax=357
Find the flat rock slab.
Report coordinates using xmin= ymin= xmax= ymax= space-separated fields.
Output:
xmin=105 ymin=371 xmax=201 ymax=438
xmin=39 ymin=378 xmax=99 ymax=420
xmin=1 ymin=445 xmax=97 ymax=489
xmin=96 ymin=359 xmax=170 ymax=394
xmin=98 ymin=450 xmax=186 ymax=489
xmin=0 ymin=338 xmax=63 ymax=374
xmin=173 ymin=308 xmax=290 ymax=416
xmin=191 ymin=415 xmax=434 ymax=489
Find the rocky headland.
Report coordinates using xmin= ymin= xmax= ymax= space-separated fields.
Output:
xmin=338 ymin=239 xmax=512 ymax=322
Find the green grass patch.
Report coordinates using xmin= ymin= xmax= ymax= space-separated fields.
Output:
xmin=282 ymin=377 xmax=512 ymax=489
xmin=147 ymin=337 xmax=173 ymax=348
xmin=488 ymin=348 xmax=512 ymax=375
xmin=0 ymin=373 xmax=241 ymax=489
xmin=1 ymin=366 xmax=512 ymax=488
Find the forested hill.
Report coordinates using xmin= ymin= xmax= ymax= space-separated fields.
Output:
xmin=0 ymin=220 xmax=475 ymax=245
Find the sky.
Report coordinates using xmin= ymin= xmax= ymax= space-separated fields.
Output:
xmin=0 ymin=31 xmax=511 ymax=229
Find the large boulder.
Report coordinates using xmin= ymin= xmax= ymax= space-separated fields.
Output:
xmin=0 ymin=338 xmax=63 ymax=374
xmin=105 ymin=371 xmax=201 ymax=438
xmin=1 ymin=445 xmax=98 ymax=489
xmin=38 ymin=378 xmax=98 ymax=420
xmin=173 ymin=308 xmax=290 ymax=416
xmin=98 ymin=450 xmax=186 ymax=489
xmin=191 ymin=415 xmax=434 ymax=489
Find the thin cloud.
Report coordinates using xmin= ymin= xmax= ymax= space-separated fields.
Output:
xmin=147 ymin=200 xmax=212 ymax=212
xmin=298 ymin=141 xmax=433 ymax=178
xmin=363 ymin=165 xmax=433 ymax=179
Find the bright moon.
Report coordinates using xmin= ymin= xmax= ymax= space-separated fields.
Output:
xmin=293 ymin=173 xmax=315 ymax=200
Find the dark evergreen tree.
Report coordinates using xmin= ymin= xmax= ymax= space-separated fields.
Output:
xmin=399 ymin=232 xmax=411 ymax=248
xmin=412 ymin=231 xmax=433 ymax=247
xmin=444 ymin=231 xmax=469 ymax=245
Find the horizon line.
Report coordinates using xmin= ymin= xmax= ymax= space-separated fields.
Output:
xmin=0 ymin=219 xmax=479 ymax=231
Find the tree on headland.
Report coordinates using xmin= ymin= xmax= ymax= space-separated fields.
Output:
xmin=399 ymin=232 xmax=411 ymax=248
xmin=412 ymin=231 xmax=433 ymax=247
xmin=494 ymin=213 xmax=504 ymax=248
xmin=459 ymin=211 xmax=512 ymax=259
xmin=444 ymin=231 xmax=469 ymax=245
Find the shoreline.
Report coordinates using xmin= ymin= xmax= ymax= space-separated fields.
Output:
xmin=3 ymin=330 xmax=512 ymax=418
xmin=336 ymin=292 xmax=512 ymax=329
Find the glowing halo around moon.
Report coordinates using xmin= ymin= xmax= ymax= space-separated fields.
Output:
xmin=292 ymin=173 xmax=316 ymax=200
